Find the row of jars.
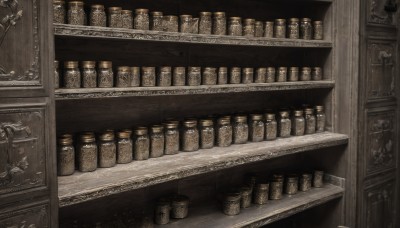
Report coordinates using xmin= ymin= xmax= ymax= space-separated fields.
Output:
xmin=56 ymin=61 xmax=324 ymax=89
xmin=154 ymin=195 xmax=190 ymax=225
xmin=53 ymin=1 xmax=324 ymax=40
xmin=57 ymin=106 xmax=326 ymax=176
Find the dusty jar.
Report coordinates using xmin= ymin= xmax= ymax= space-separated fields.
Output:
xmin=300 ymin=67 xmax=312 ymax=81
xmin=68 ymin=1 xmax=85 ymax=25
xmin=150 ymin=125 xmax=165 ymax=158
xmin=108 ymin=7 xmax=122 ymax=28
xmin=299 ymin=173 xmax=312 ymax=191
xmin=313 ymin=21 xmax=324 ymax=40
xmin=150 ymin=11 xmax=164 ymax=31
xmin=240 ymin=187 xmax=252 ymax=208
xmin=171 ymin=195 xmax=189 ymax=219
xmin=228 ymin=17 xmax=242 ymax=36
xmin=255 ymin=21 xmax=264 ymax=37
xmin=213 ymin=12 xmax=226 ymax=35
xmin=90 ymin=5 xmax=106 ymax=27
xmin=218 ymin=67 xmax=228 ymax=84
xmin=304 ymin=108 xmax=316 ymax=134
xmin=312 ymin=67 xmax=323 ymax=80
xmin=63 ymin=61 xmax=81 ymax=88
xmin=313 ymin=170 xmax=324 ymax=187
xmin=98 ymin=131 xmax=117 ymax=168
xmin=122 ymin=10 xmax=133 ymax=29
xmin=164 ymin=122 xmax=179 ymax=155
xmin=182 ymin=120 xmax=199 ymax=152
xmin=54 ymin=60 xmax=60 ymax=89
xmin=78 ymin=133 xmax=97 ymax=172
xmin=269 ymin=178 xmax=284 ymax=200
xmin=300 ymin=18 xmax=312 ymax=40
xmin=278 ymin=111 xmax=291 ymax=138
xmin=287 ymin=18 xmax=300 ymax=39
xmin=277 ymin=67 xmax=287 ymax=82
xmin=217 ymin=117 xmax=233 ymax=147
xmin=163 ymin=15 xmax=179 ymax=32
xmin=292 ymin=110 xmax=305 ymax=136
xmin=315 ymin=105 xmax=326 ymax=132
xmin=242 ymin=68 xmax=254 ymax=84
xmin=157 ymin=66 xmax=172 ymax=87
xmin=98 ymin=61 xmax=114 ymax=88
xmin=117 ymin=131 xmax=133 ymax=164
xmin=266 ymin=67 xmax=276 ymax=83
xmin=288 ymin=67 xmax=299 ymax=82
xmin=154 ymin=199 xmax=171 ymax=225
xmin=187 ymin=67 xmax=201 ymax=86
xmin=255 ymin=68 xmax=267 ymax=83
xmin=82 ymin=61 xmax=97 ymax=88
xmin=130 ymin=67 xmax=140 ymax=87
xmin=53 ymin=1 xmax=66 ymax=24
xmin=116 ymin=66 xmax=131 ymax=88
xmin=202 ymin=67 xmax=217 ymax=85
xmin=233 ymin=115 xmax=248 ymax=144
xmin=199 ymin=12 xmax=212 ymax=34
xmin=223 ymin=193 xmax=241 ymax=216
xmin=180 ymin=15 xmax=193 ymax=33
xmin=285 ymin=175 xmax=299 ymax=195
xmin=173 ymin=67 xmax=186 ymax=86
xmin=253 ymin=183 xmax=269 ymax=205
xmin=249 ymin=114 xmax=265 ymax=142
xmin=57 ymin=137 xmax=75 ymax=176
xmin=142 ymin=67 xmax=156 ymax=87
xmin=274 ymin=19 xmax=286 ymax=38
xmin=200 ymin=119 xmax=215 ymax=149
xmin=230 ymin=67 xmax=242 ymax=84
xmin=264 ymin=21 xmax=274 ymax=38
xmin=134 ymin=9 xmax=150 ymax=30
xmin=243 ymin=18 xmax=255 ymax=37
xmin=133 ymin=127 xmax=150 ymax=160
xmin=265 ymin=113 xmax=278 ymax=140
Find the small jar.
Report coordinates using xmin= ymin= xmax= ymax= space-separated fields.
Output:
xmin=108 ymin=7 xmax=122 ymax=28
xmin=264 ymin=21 xmax=274 ymax=38
xmin=300 ymin=67 xmax=312 ymax=81
xmin=213 ymin=12 xmax=226 ymax=35
xmin=269 ymin=178 xmax=283 ymax=200
xmin=243 ymin=18 xmax=255 ymax=37
xmin=312 ymin=67 xmax=323 ymax=80
xmin=255 ymin=21 xmax=264 ymax=37
xmin=141 ymin=67 xmax=156 ymax=87
xmin=154 ymin=200 xmax=171 ymax=225
xmin=265 ymin=113 xmax=278 ymax=140
xmin=202 ymin=67 xmax=217 ymax=85
xmin=163 ymin=15 xmax=179 ymax=32
xmin=150 ymin=125 xmax=165 ymax=158
xmin=134 ymin=9 xmax=150 ymax=30
xmin=217 ymin=118 xmax=233 ymax=147
xmin=68 ymin=1 xmax=85 ymax=25
xmin=150 ymin=11 xmax=164 ymax=31
xmin=242 ymin=68 xmax=254 ymax=84
xmin=200 ymin=119 xmax=215 ymax=149
xmin=255 ymin=68 xmax=267 ymax=83
xmin=57 ymin=137 xmax=75 ymax=176
xmin=63 ymin=61 xmax=81 ymax=88
xmin=130 ymin=67 xmax=140 ymax=87
xmin=53 ymin=1 xmax=66 ymax=24
xmin=54 ymin=60 xmax=60 ymax=89
xmin=233 ymin=115 xmax=248 ymax=144
xmin=122 ymin=10 xmax=133 ymax=29
xmin=98 ymin=61 xmax=114 ymax=88
xmin=164 ymin=122 xmax=180 ymax=155
xmin=228 ymin=17 xmax=242 ymax=36
xmin=299 ymin=173 xmax=312 ymax=191
xmin=313 ymin=170 xmax=324 ymax=188
xmin=90 ymin=5 xmax=106 ymax=27
xmin=223 ymin=193 xmax=241 ymax=216
xmin=171 ymin=195 xmax=189 ymax=219
xmin=116 ymin=66 xmax=131 ymax=88
xmin=266 ymin=67 xmax=276 ymax=83
xmin=180 ymin=15 xmax=193 ymax=33
xmin=187 ymin=67 xmax=201 ymax=86
xmin=274 ymin=19 xmax=286 ymax=38
xmin=249 ymin=114 xmax=264 ymax=142
xmin=218 ymin=67 xmax=228 ymax=85
xmin=81 ymin=61 xmax=97 ymax=88
xmin=78 ymin=133 xmax=97 ymax=172
xmin=98 ymin=131 xmax=117 ymax=168
xmin=285 ymin=175 xmax=299 ymax=195
xmin=315 ymin=105 xmax=326 ymax=132
xmin=313 ymin=21 xmax=323 ymax=40
xmin=133 ymin=127 xmax=150 ymax=160
xmin=173 ymin=67 xmax=186 ymax=86
xmin=253 ymin=183 xmax=269 ymax=205
xmin=278 ymin=111 xmax=291 ymax=138
xmin=304 ymin=108 xmax=316 ymax=134
xmin=276 ymin=67 xmax=287 ymax=82
xmin=300 ymin=18 xmax=312 ymax=40
xmin=182 ymin=120 xmax=199 ymax=152
xmin=240 ymin=187 xmax=252 ymax=208
xmin=292 ymin=110 xmax=305 ymax=136
xmin=230 ymin=67 xmax=241 ymax=84
xmin=199 ymin=12 xmax=212 ymax=35
xmin=157 ymin=66 xmax=172 ymax=87
xmin=288 ymin=67 xmax=299 ymax=82
xmin=287 ymin=18 xmax=300 ymax=39
xmin=117 ymin=131 xmax=133 ymax=164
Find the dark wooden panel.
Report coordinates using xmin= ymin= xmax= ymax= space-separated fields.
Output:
xmin=0 ymin=202 xmax=50 ymax=228
xmin=366 ymin=0 xmax=398 ymax=27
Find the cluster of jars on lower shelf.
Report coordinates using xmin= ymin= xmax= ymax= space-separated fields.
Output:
xmin=53 ymin=1 xmax=324 ymax=40
xmin=57 ymin=105 xmax=326 ymax=176
xmin=55 ymin=60 xmax=324 ymax=89
xmin=154 ymin=195 xmax=190 ymax=225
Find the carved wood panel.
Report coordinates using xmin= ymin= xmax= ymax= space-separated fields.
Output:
xmin=0 ymin=203 xmax=49 ymax=228
xmin=367 ymin=0 xmax=398 ymax=26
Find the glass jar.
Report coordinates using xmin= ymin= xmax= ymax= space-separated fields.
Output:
xmin=98 ymin=131 xmax=117 ymax=168
xmin=285 ymin=175 xmax=299 ymax=195
xmin=315 ymin=105 xmax=326 ymax=132
xmin=217 ymin=117 xmax=233 ymax=147
xmin=230 ymin=67 xmax=241 ymax=84
xmin=304 ymin=108 xmax=316 ymax=134
xmin=228 ymin=17 xmax=242 ymax=36
xmin=150 ymin=11 xmax=164 ymax=31
xmin=200 ymin=119 xmax=215 ymax=149
xmin=312 ymin=67 xmax=323 ymax=80
xmin=313 ymin=170 xmax=324 ymax=188
xmin=54 ymin=60 xmax=60 ymax=89
xmin=98 ymin=61 xmax=114 ymax=88
xmin=199 ymin=12 xmax=212 ymax=35
xmin=122 ymin=10 xmax=133 ymax=29
xmin=288 ymin=67 xmax=299 ymax=82
xmin=171 ymin=195 xmax=189 ymax=219
xmin=266 ymin=67 xmax=276 ymax=83
xmin=63 ymin=61 xmax=81 ymax=88
xmin=278 ymin=111 xmax=291 ymax=138
xmin=274 ymin=19 xmax=286 ymax=38
xmin=276 ymin=67 xmax=287 ymax=82
xmin=292 ymin=110 xmax=305 ymax=136
xmin=223 ymin=193 xmax=241 ymax=216
xmin=269 ymin=178 xmax=283 ymax=200
xmin=90 ymin=5 xmax=106 ymax=27
xmin=141 ymin=67 xmax=156 ymax=87
xmin=299 ymin=173 xmax=312 ymax=191
xmin=249 ymin=114 xmax=264 ymax=142
xmin=180 ymin=15 xmax=193 ymax=33
xmin=117 ymin=131 xmax=133 ymax=164
xmin=163 ymin=15 xmax=179 ymax=32
xmin=134 ymin=9 xmax=150 ymax=30
xmin=68 ymin=1 xmax=85 ymax=25
xmin=313 ymin=21 xmax=323 ymax=40
xmin=253 ymin=183 xmax=269 ymax=205
xmin=243 ymin=18 xmax=255 ymax=37
xmin=182 ymin=120 xmax=199 ymax=152
xmin=264 ymin=21 xmax=274 ymax=38
xmin=116 ymin=66 xmax=131 ymax=88
xmin=154 ymin=199 xmax=171 ymax=225
xmin=287 ymin=18 xmax=299 ymax=39
xmin=265 ymin=113 xmax=277 ymax=140
xmin=233 ymin=115 xmax=248 ymax=144
xmin=202 ymin=67 xmax=217 ymax=85
xmin=57 ymin=137 xmax=75 ymax=176
xmin=108 ymin=7 xmax=122 ymax=28
xmin=82 ymin=61 xmax=97 ymax=88
xmin=300 ymin=18 xmax=312 ymax=40
xmin=255 ymin=21 xmax=264 ymax=37
xmin=187 ymin=67 xmax=201 ymax=86
xmin=53 ymin=0 xmax=66 ymax=24
xmin=164 ymin=122 xmax=179 ymax=155
xmin=133 ymin=127 xmax=150 ymax=160
xmin=130 ymin=67 xmax=140 ymax=87
xmin=173 ymin=67 xmax=186 ymax=86
xmin=255 ymin=68 xmax=267 ymax=83
xmin=150 ymin=125 xmax=165 ymax=158
xmin=78 ymin=133 xmax=98 ymax=172
xmin=300 ymin=67 xmax=312 ymax=81
xmin=157 ymin=66 xmax=172 ymax=87
xmin=240 ymin=187 xmax=252 ymax=208
xmin=218 ymin=67 xmax=228 ymax=85
xmin=213 ymin=12 xmax=226 ymax=35
xmin=242 ymin=68 xmax=254 ymax=84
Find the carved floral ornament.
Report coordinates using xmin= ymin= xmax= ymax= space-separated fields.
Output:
xmin=370 ymin=0 xmax=398 ymax=25
xmin=369 ymin=117 xmax=394 ymax=168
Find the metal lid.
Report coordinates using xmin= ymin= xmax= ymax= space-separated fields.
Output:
xmin=60 ymin=133 xmax=73 ymax=139
xmin=266 ymin=67 xmax=275 ymax=71
xmin=243 ymin=18 xmax=255 ymax=24
xmin=255 ymin=183 xmax=269 ymax=190
xmin=218 ymin=118 xmax=231 ymax=125
xmin=117 ymin=131 xmax=131 ymax=139
xmin=150 ymin=11 xmax=163 ymax=16
xmin=174 ymin=66 xmax=186 ymax=72
xmin=265 ymin=113 xmax=276 ymax=120
xmin=257 ymin=68 xmax=267 ymax=73
xmin=164 ymin=15 xmax=178 ymax=20
xmin=250 ymin=114 xmax=263 ymax=121
xmin=135 ymin=8 xmax=149 ymax=14
xmin=255 ymin=21 xmax=263 ymax=26
xmin=242 ymin=67 xmax=254 ymax=73
xmin=213 ymin=12 xmax=225 ymax=17
xmin=315 ymin=105 xmax=324 ymax=112
xmin=164 ymin=122 xmax=178 ymax=129
xmin=58 ymin=137 xmax=73 ymax=146
xmin=108 ymin=7 xmax=122 ymax=12
xmin=301 ymin=67 xmax=311 ymax=71
xmin=188 ymin=66 xmax=201 ymax=71
xmin=234 ymin=115 xmax=247 ymax=123
xmin=183 ymin=120 xmax=197 ymax=128
xmin=218 ymin=67 xmax=228 ymax=72
xmin=68 ymin=1 xmax=84 ymax=6
xmin=224 ymin=193 xmax=241 ymax=201
xmin=289 ymin=18 xmax=299 ymax=22
xmin=180 ymin=14 xmax=192 ymax=19
xmin=199 ymin=12 xmax=212 ymax=16
xmin=118 ymin=66 xmax=130 ymax=71
xmin=159 ymin=66 xmax=172 ymax=72
xmin=265 ymin=21 xmax=274 ymax=25
xmin=134 ymin=127 xmax=148 ymax=135
xmin=82 ymin=61 xmax=96 ymax=68
xmin=54 ymin=1 xmax=65 ymax=5
xmin=99 ymin=132 xmax=115 ymax=141
xmin=279 ymin=111 xmax=290 ymax=118
xmin=203 ymin=67 xmax=217 ymax=72
xmin=304 ymin=108 xmax=314 ymax=115
xmin=289 ymin=67 xmax=299 ymax=71
xmin=278 ymin=67 xmax=287 ymax=71
xmin=91 ymin=4 xmax=104 ymax=9
xmin=294 ymin=110 xmax=303 ymax=117
xmin=80 ymin=134 xmax=95 ymax=143
xmin=98 ymin=61 xmax=112 ymax=68
xmin=313 ymin=20 xmax=323 ymax=24
xmin=200 ymin=119 xmax=213 ymax=127
xmin=122 ymin=10 xmax=133 ymax=15
xmin=151 ymin=125 xmax=164 ymax=133
xmin=229 ymin=16 xmax=242 ymax=21
xmin=164 ymin=119 xmax=180 ymax=126
xmin=275 ymin=18 xmax=286 ymax=24
xmin=312 ymin=67 xmax=322 ymax=71
xmin=64 ymin=61 xmax=78 ymax=68
xmin=231 ymin=67 xmax=241 ymax=72
xmin=301 ymin=18 xmax=312 ymax=22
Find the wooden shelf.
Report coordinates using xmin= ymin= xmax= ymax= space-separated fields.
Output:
xmin=159 ymin=183 xmax=344 ymax=228
xmin=55 ymin=81 xmax=334 ymax=100
xmin=54 ymin=24 xmax=332 ymax=48
xmin=58 ymin=132 xmax=348 ymax=207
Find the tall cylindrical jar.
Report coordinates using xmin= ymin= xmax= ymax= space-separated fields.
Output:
xmin=108 ymin=7 xmax=122 ymax=28
xmin=150 ymin=11 xmax=164 ymax=31
xmin=78 ymin=133 xmax=97 ymax=172
xmin=249 ymin=114 xmax=264 ymax=142
xmin=223 ymin=193 xmax=241 ymax=216
xmin=255 ymin=68 xmax=267 ymax=83
xmin=269 ymin=178 xmax=284 ymax=200
xmin=264 ymin=21 xmax=274 ymax=38
xmin=200 ymin=119 xmax=215 ymax=149
xmin=142 ymin=67 xmax=156 ymax=87
xmin=202 ymin=67 xmax=217 ymax=85
xmin=164 ymin=122 xmax=179 ymax=155
xmin=300 ymin=67 xmax=312 ymax=81
xmin=313 ymin=21 xmax=323 ymax=40
xmin=233 ymin=115 xmax=248 ymax=144
xmin=287 ymin=18 xmax=299 ymax=39
xmin=213 ymin=12 xmax=226 ymax=35
xmin=276 ymin=67 xmax=287 ymax=82
xmin=182 ymin=120 xmax=199 ymax=152
xmin=63 ymin=61 xmax=81 ymax=88
xmin=54 ymin=60 xmax=60 ymax=89
xmin=53 ymin=1 xmax=66 ymax=24
xmin=150 ymin=125 xmax=165 ymax=158
xmin=255 ymin=21 xmax=264 ymax=37
xmin=57 ymin=137 xmax=75 ymax=176
xmin=228 ymin=17 xmax=242 ymax=36
xmin=134 ymin=9 xmax=150 ymax=30
xmin=242 ymin=68 xmax=254 ymax=84
xmin=68 ymin=1 xmax=85 ymax=25
xmin=90 ymin=5 xmax=106 ymax=27
xmin=130 ymin=67 xmax=140 ymax=87
xmin=230 ymin=67 xmax=241 ymax=84
xmin=199 ymin=12 xmax=212 ymax=34
xmin=253 ymin=183 xmax=269 ymax=205
xmin=288 ymin=67 xmax=299 ymax=82
xmin=304 ymin=108 xmax=316 ymax=134
xmin=315 ymin=105 xmax=326 ymax=132
xmin=278 ymin=111 xmax=291 ymax=138
xmin=218 ymin=67 xmax=228 ymax=85
xmin=292 ymin=110 xmax=305 ymax=136
xmin=265 ymin=113 xmax=277 ymax=140
xmin=133 ymin=127 xmax=150 ymax=160
xmin=274 ymin=19 xmax=286 ymax=38
xmin=299 ymin=173 xmax=312 ymax=191
xmin=240 ymin=187 xmax=252 ymax=208
xmin=81 ymin=61 xmax=97 ymax=88
xmin=157 ymin=66 xmax=172 ymax=87
xmin=313 ymin=171 xmax=324 ymax=187
xmin=154 ymin=200 xmax=171 ymax=225
xmin=266 ymin=67 xmax=276 ymax=83
xmin=121 ymin=10 xmax=133 ymax=29
xmin=187 ymin=67 xmax=201 ymax=86
xmin=312 ymin=67 xmax=323 ymax=80
xmin=116 ymin=66 xmax=131 ymax=88
xmin=285 ymin=175 xmax=299 ymax=195
xmin=173 ymin=67 xmax=186 ymax=86
xmin=163 ymin=15 xmax=179 ymax=32
xmin=171 ymin=195 xmax=189 ymax=219
xmin=98 ymin=61 xmax=114 ymax=88
xmin=217 ymin=118 xmax=233 ymax=147
xmin=243 ymin=18 xmax=255 ymax=37
xmin=180 ymin=15 xmax=193 ymax=33
xmin=98 ymin=131 xmax=117 ymax=168
xmin=117 ymin=131 xmax=133 ymax=164
xmin=300 ymin=18 xmax=312 ymax=39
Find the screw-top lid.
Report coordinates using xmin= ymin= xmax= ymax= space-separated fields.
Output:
xmin=231 ymin=67 xmax=241 ymax=72
xmin=265 ymin=21 xmax=274 ymax=25
xmin=240 ymin=186 xmax=252 ymax=194
xmin=218 ymin=118 xmax=231 ymax=125
xmin=313 ymin=20 xmax=323 ymax=25
xmin=301 ymin=18 xmax=312 ymax=22
xmin=315 ymin=105 xmax=324 ymax=112
xmin=267 ymin=67 xmax=275 ymax=71
xmin=301 ymin=173 xmax=312 ymax=178
xmin=150 ymin=11 xmax=163 ymax=16
xmin=99 ymin=131 xmax=115 ymax=141
xmin=229 ymin=16 xmax=242 ymax=21
xmin=312 ymin=67 xmax=322 ymax=71
xmin=218 ymin=67 xmax=228 ymax=72
xmin=68 ymin=1 xmax=84 ymax=6
xmin=54 ymin=0 xmax=65 ymax=5
xmin=255 ymin=21 xmax=263 ymax=26
xmin=200 ymin=119 xmax=213 ymax=127
xmin=58 ymin=137 xmax=73 ymax=146
xmin=213 ymin=12 xmax=225 ymax=17
xmin=250 ymin=114 xmax=263 ymax=121
xmin=134 ymin=127 xmax=148 ymax=135
xmin=279 ymin=111 xmax=290 ymax=118
xmin=108 ymin=7 xmax=122 ymax=12
xmin=243 ymin=18 xmax=255 ymax=24
xmin=242 ymin=67 xmax=254 ymax=73
xmin=183 ymin=120 xmax=197 ymax=128
xmin=289 ymin=67 xmax=299 ymax=72
xmin=118 ymin=66 xmax=130 ymax=72
xmin=289 ymin=18 xmax=299 ymax=22
xmin=151 ymin=125 xmax=164 ymax=133
xmin=265 ymin=113 xmax=276 ymax=120
xmin=82 ymin=61 xmax=96 ymax=68
xmin=164 ymin=122 xmax=178 ymax=129
xmin=159 ymin=66 xmax=172 ymax=72
xmin=64 ymin=61 xmax=78 ymax=68
xmin=302 ymin=67 xmax=311 ymax=71
xmin=304 ymin=108 xmax=314 ymax=115
xmin=234 ymin=115 xmax=247 ymax=123
xmin=278 ymin=67 xmax=288 ymax=71
xmin=98 ymin=61 xmax=112 ymax=68
xmin=135 ymin=8 xmax=149 ymax=14
xmin=199 ymin=12 xmax=212 ymax=16
xmin=164 ymin=15 xmax=178 ymax=20
xmin=275 ymin=18 xmax=286 ymax=24
xmin=91 ymin=4 xmax=104 ymax=9
xmin=122 ymin=10 xmax=132 ymax=15
xmin=117 ymin=131 xmax=131 ymax=139
xmin=80 ymin=133 xmax=96 ymax=143
xmin=180 ymin=14 xmax=192 ymax=19
xmin=131 ymin=67 xmax=140 ymax=74
xmin=59 ymin=133 xmax=73 ymax=139
xmin=294 ymin=110 xmax=304 ymax=117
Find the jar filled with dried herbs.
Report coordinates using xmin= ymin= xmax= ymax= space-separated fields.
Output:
xmin=276 ymin=67 xmax=287 ymax=82
xmin=243 ymin=18 xmax=255 ymax=37
xmin=228 ymin=17 xmax=242 ymax=36
xmin=164 ymin=122 xmax=180 ymax=155
xmin=130 ymin=67 xmax=140 ymax=87
xmin=173 ymin=67 xmax=186 ymax=86
xmin=299 ymin=173 xmax=312 ymax=191
xmin=300 ymin=67 xmax=312 ymax=81
xmin=98 ymin=131 xmax=117 ymax=168
xmin=150 ymin=125 xmax=165 ymax=158
xmin=64 ymin=61 xmax=81 ymax=88
xmin=116 ymin=66 xmax=131 ymax=88
xmin=121 ymin=10 xmax=133 ymax=29
xmin=230 ymin=67 xmax=242 ymax=84
xmin=287 ymin=18 xmax=299 ymax=39
xmin=133 ymin=127 xmax=150 ymax=160
xmin=202 ymin=67 xmax=217 ymax=85
xmin=78 ymin=133 xmax=97 ymax=172
xmin=300 ymin=18 xmax=312 ymax=39
xmin=200 ymin=119 xmax=215 ymax=149
xmin=68 ymin=1 xmax=85 ymax=25
xmin=150 ymin=11 xmax=164 ymax=31
xmin=292 ymin=110 xmax=305 ymax=136
xmin=264 ymin=21 xmax=274 ymax=38
xmin=265 ymin=113 xmax=277 ymax=140
xmin=285 ymin=175 xmax=299 ymax=195
xmin=255 ymin=68 xmax=267 ymax=83
xmin=249 ymin=114 xmax=264 ymax=142
xmin=304 ymin=108 xmax=316 ymax=134
xmin=218 ymin=67 xmax=228 ymax=85
xmin=313 ymin=170 xmax=324 ymax=187
xmin=157 ymin=66 xmax=172 ymax=87
xmin=269 ymin=177 xmax=283 ymax=200
xmin=223 ymin=193 xmax=241 ymax=216
xmin=117 ymin=131 xmax=133 ymax=164
xmin=53 ymin=1 xmax=66 ymax=24
xmin=253 ymin=183 xmax=269 ymax=205
xmin=242 ymin=68 xmax=254 ymax=84
xmin=57 ymin=136 xmax=75 ymax=176
xmin=255 ymin=21 xmax=264 ymax=37
xmin=98 ymin=61 xmax=114 ymax=88
xmin=141 ymin=67 xmax=156 ymax=87
xmin=182 ymin=120 xmax=199 ymax=152
xmin=315 ymin=105 xmax=326 ymax=132
xmin=233 ymin=115 xmax=248 ymax=144
xmin=217 ymin=117 xmax=233 ymax=147
xmin=266 ymin=67 xmax=276 ymax=83
xmin=288 ymin=67 xmax=299 ymax=82
xmin=240 ymin=186 xmax=252 ymax=208
xmin=81 ymin=61 xmax=97 ymax=88
xmin=90 ymin=5 xmax=106 ymax=27
xmin=274 ymin=19 xmax=286 ymax=38
xmin=187 ymin=67 xmax=201 ymax=86
xmin=213 ymin=12 xmax=226 ymax=35
xmin=108 ymin=7 xmax=122 ymax=28
xmin=278 ymin=111 xmax=291 ymax=138
xmin=134 ymin=9 xmax=150 ymax=30
xmin=171 ymin=195 xmax=189 ymax=219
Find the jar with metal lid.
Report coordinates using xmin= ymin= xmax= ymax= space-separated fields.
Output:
xmin=90 ymin=5 xmax=106 ymax=27
xmin=304 ymin=108 xmax=316 ymax=134
xmin=182 ymin=120 xmax=199 ymax=152
xmin=292 ymin=110 xmax=305 ymax=136
xmin=313 ymin=21 xmax=323 ymax=40
xmin=254 ymin=21 xmax=264 ymax=37
xmin=53 ymin=1 xmax=66 ymax=24
xmin=54 ymin=60 xmax=60 ymax=89
xmin=315 ymin=105 xmax=326 ymax=132
xmin=116 ymin=66 xmax=131 ymax=88
xmin=228 ymin=17 xmax=242 ymax=36
xmin=200 ymin=119 xmax=214 ymax=149
xmin=157 ymin=66 xmax=172 ymax=87
xmin=150 ymin=125 xmax=165 ymax=158
xmin=287 ymin=18 xmax=299 ymax=39
xmin=264 ymin=21 xmax=274 ymax=38
xmin=173 ymin=67 xmax=186 ymax=86
xmin=299 ymin=173 xmax=312 ymax=191
xmin=133 ymin=127 xmax=150 ymax=160
xmin=233 ymin=115 xmax=248 ymax=144
xmin=163 ymin=15 xmax=179 ymax=32
xmin=164 ymin=122 xmax=180 ymax=155
xmin=108 ymin=7 xmax=122 ymax=28
xmin=285 ymin=175 xmax=299 ymax=195
xmin=274 ymin=19 xmax=286 ymax=38
xmin=116 ymin=131 xmax=132 ymax=164
xmin=180 ymin=15 xmax=193 ymax=33
xmin=187 ymin=67 xmax=201 ymax=86
xmin=253 ymin=183 xmax=269 ymax=205
xmin=63 ymin=61 xmax=81 ymax=88
xmin=269 ymin=178 xmax=283 ymax=200
xmin=312 ymin=67 xmax=323 ymax=80
xmin=300 ymin=67 xmax=311 ymax=81
xmin=218 ymin=67 xmax=228 ymax=84
xmin=223 ymin=193 xmax=241 ymax=216
xmin=202 ymin=67 xmax=217 ymax=85
xmin=265 ymin=113 xmax=277 ymax=140
xmin=288 ymin=67 xmax=299 ymax=82
xmin=249 ymin=114 xmax=264 ymax=142
xmin=78 ymin=133 xmax=97 ymax=172
xmin=154 ymin=199 xmax=171 ymax=225
xmin=57 ymin=137 xmax=75 ymax=176
xmin=230 ymin=67 xmax=241 ymax=84
xmin=278 ymin=111 xmax=291 ymax=138
xmin=276 ymin=67 xmax=287 ymax=82
xmin=68 ymin=1 xmax=85 ymax=25
xmin=82 ymin=61 xmax=97 ymax=88
xmin=98 ymin=61 xmax=114 ymax=88
xmin=98 ymin=131 xmax=116 ymax=168
xmin=243 ymin=18 xmax=255 ymax=37
xmin=134 ymin=9 xmax=149 ymax=30
xmin=213 ymin=12 xmax=226 ymax=35
xmin=313 ymin=170 xmax=324 ymax=187
xmin=150 ymin=11 xmax=164 ymax=31
xmin=240 ymin=187 xmax=252 ymax=208
xmin=130 ymin=67 xmax=140 ymax=87
xmin=199 ymin=12 xmax=212 ymax=34
xmin=217 ymin=117 xmax=233 ymax=147
xmin=242 ymin=68 xmax=254 ymax=84
xmin=255 ymin=68 xmax=267 ymax=83
xmin=141 ymin=67 xmax=156 ymax=87
xmin=171 ymin=195 xmax=189 ymax=219
xmin=266 ymin=67 xmax=276 ymax=83
xmin=122 ymin=10 xmax=133 ymax=29
xmin=300 ymin=18 xmax=312 ymax=39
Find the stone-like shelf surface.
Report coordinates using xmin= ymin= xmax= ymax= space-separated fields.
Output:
xmin=55 ymin=81 xmax=334 ymax=100
xmin=158 ymin=184 xmax=344 ymax=228
xmin=54 ymin=24 xmax=332 ymax=48
xmin=58 ymin=132 xmax=348 ymax=207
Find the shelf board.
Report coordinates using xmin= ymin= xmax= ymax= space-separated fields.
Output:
xmin=54 ymin=24 xmax=332 ymax=48
xmin=159 ymin=184 xmax=344 ymax=228
xmin=55 ymin=81 xmax=334 ymax=100
xmin=58 ymin=132 xmax=348 ymax=207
